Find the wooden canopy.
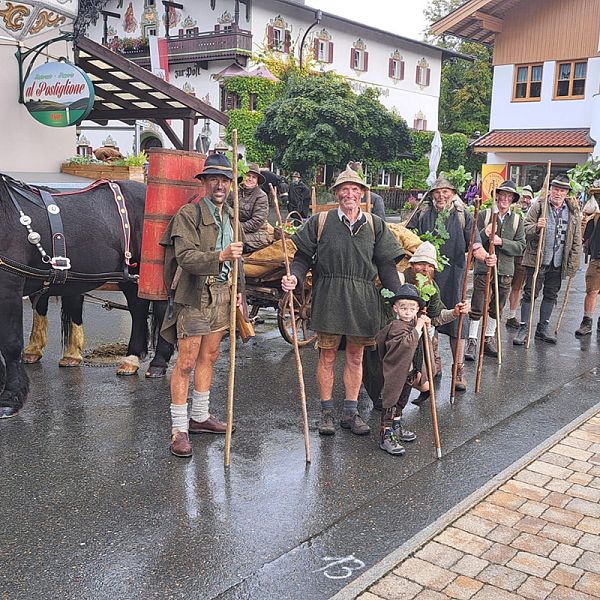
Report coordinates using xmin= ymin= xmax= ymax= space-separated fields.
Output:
xmin=74 ymin=37 xmax=228 ymax=151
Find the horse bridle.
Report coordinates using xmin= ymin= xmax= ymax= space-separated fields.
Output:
xmin=0 ymin=174 xmax=137 ymax=287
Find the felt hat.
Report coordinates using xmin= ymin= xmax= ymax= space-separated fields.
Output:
xmin=331 ymin=163 xmax=369 ymax=191
xmin=388 ymin=283 xmax=426 ymax=308
xmin=408 ymin=241 xmax=438 ymax=269
xmin=496 ymin=180 xmax=520 ymax=201
xmin=550 ymin=174 xmax=571 ymax=190
xmin=241 ymin=163 xmax=265 ymax=185
xmin=194 ymin=153 xmax=233 ymax=180
xmin=521 ymin=185 xmax=534 ymax=198
xmin=292 ymin=171 xmax=301 ymax=178
xmin=428 ymin=176 xmax=456 ymax=193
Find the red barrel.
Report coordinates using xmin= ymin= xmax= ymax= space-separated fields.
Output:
xmin=138 ymin=148 xmax=206 ymax=300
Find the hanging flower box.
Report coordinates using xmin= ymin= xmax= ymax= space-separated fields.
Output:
xmin=61 ymin=163 xmax=145 ymax=182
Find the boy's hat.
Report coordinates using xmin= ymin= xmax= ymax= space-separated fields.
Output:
xmin=389 ymin=283 xmax=426 ymax=308
xmin=409 ymin=241 xmax=438 ymax=269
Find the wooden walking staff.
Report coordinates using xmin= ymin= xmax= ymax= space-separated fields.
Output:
xmin=526 ymin=160 xmax=552 ymax=349
xmin=475 ymin=189 xmax=498 ymax=394
xmin=450 ymin=195 xmax=481 ymax=403
xmin=422 ymin=322 xmax=442 ymax=459
xmin=493 ymin=263 xmax=503 ymax=366
xmin=554 ymin=275 xmax=573 ymax=336
xmin=224 ymin=130 xmax=240 ymax=468
xmin=270 ymin=184 xmax=311 ymax=464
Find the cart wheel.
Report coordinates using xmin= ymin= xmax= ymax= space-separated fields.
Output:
xmin=277 ymin=284 xmax=316 ymax=347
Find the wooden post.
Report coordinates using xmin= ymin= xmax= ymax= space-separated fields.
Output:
xmin=493 ymin=264 xmax=502 ymax=365
xmin=224 ymin=130 xmax=239 ymax=468
xmin=423 ymin=326 xmax=442 ymax=459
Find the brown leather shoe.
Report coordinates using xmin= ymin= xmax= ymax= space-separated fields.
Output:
xmin=189 ymin=415 xmax=234 ymax=435
xmin=454 ymin=364 xmax=467 ymax=392
xmin=170 ymin=431 xmax=192 ymax=457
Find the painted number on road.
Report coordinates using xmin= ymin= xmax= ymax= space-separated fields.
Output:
xmin=316 ymin=555 xmax=366 ymax=579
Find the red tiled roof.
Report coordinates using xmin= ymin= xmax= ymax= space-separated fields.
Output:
xmin=474 ymin=129 xmax=595 ymax=149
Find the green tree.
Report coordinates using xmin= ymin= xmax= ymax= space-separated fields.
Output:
xmin=424 ymin=0 xmax=492 ymax=139
xmin=255 ymin=72 xmax=412 ymax=176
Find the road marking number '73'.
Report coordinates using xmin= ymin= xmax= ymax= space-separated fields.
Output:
xmin=315 ymin=555 xmax=366 ymax=579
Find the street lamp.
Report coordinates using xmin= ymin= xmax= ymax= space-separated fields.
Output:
xmin=299 ymin=9 xmax=322 ymax=70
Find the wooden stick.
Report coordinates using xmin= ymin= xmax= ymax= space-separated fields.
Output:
xmin=554 ymin=275 xmax=573 ymax=336
xmin=450 ymin=195 xmax=481 ymax=403
xmin=475 ymin=190 xmax=498 ymax=394
xmin=365 ymin=189 xmax=372 ymax=214
xmin=270 ymin=183 xmax=312 ymax=464
xmin=311 ymin=185 xmax=316 ymax=214
xmin=493 ymin=264 xmax=502 ymax=365
xmin=422 ymin=323 xmax=442 ymax=459
xmin=224 ymin=130 xmax=239 ymax=468
xmin=526 ymin=160 xmax=552 ymax=349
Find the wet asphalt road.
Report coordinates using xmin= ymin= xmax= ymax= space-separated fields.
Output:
xmin=1 ymin=268 xmax=599 ymax=600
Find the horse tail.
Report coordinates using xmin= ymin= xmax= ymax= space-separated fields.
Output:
xmin=0 ymin=351 xmax=6 ymax=395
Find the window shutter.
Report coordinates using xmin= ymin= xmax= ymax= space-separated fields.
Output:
xmin=350 ymin=48 xmax=356 ymax=68
xmin=416 ymin=65 xmax=420 ymax=84
xmin=389 ymin=58 xmax=394 ymax=78
xmin=426 ymin=68 xmax=431 ymax=86
xmin=400 ymin=61 xmax=405 ymax=80
xmin=313 ymin=38 xmax=319 ymax=60
xmin=284 ymin=29 xmax=291 ymax=53
xmin=423 ymin=120 xmax=428 ymax=130
xmin=267 ymin=25 xmax=274 ymax=48
xmin=413 ymin=119 xmax=418 ymax=129
xmin=328 ymin=41 xmax=334 ymax=63
xmin=363 ymin=51 xmax=369 ymax=71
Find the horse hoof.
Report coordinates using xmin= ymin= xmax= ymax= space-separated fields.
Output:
xmin=59 ymin=357 xmax=82 ymax=368
xmin=117 ymin=362 xmax=139 ymax=376
xmin=0 ymin=407 xmax=19 ymax=419
xmin=145 ymin=366 xmax=166 ymax=379
xmin=23 ymin=354 xmax=42 ymax=364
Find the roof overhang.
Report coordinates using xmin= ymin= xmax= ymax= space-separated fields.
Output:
xmin=472 ymin=128 xmax=595 ymax=154
xmin=432 ymin=0 xmax=522 ymax=45
xmin=75 ymin=37 xmax=228 ymax=150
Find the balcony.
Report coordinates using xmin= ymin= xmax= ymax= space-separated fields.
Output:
xmin=115 ymin=27 xmax=252 ymax=67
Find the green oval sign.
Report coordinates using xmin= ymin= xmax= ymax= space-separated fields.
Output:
xmin=24 ymin=62 xmax=95 ymax=128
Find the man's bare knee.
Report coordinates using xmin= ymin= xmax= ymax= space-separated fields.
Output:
xmin=319 ymin=348 xmax=337 ymax=368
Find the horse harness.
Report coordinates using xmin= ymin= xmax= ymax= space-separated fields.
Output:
xmin=0 ymin=175 xmax=137 ymax=287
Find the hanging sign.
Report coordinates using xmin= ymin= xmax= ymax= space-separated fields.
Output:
xmin=24 ymin=62 xmax=95 ymax=127
xmin=481 ymin=164 xmax=507 ymax=201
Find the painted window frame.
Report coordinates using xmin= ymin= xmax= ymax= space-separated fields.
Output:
xmin=554 ymin=59 xmax=587 ymax=100
xmin=353 ymin=48 xmax=364 ymax=71
xmin=512 ymin=63 xmax=543 ymax=102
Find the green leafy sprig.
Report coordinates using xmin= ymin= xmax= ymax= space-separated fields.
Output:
xmin=415 ymin=272 xmax=437 ymax=302
xmin=415 ymin=207 xmax=450 ymax=272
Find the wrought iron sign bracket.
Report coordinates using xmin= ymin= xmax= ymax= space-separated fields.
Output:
xmin=15 ymin=32 xmax=75 ymax=104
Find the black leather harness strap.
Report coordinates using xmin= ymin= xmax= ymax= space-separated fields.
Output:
xmin=39 ymin=189 xmax=70 ymax=283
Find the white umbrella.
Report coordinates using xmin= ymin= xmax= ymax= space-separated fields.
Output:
xmin=426 ymin=130 xmax=443 ymax=187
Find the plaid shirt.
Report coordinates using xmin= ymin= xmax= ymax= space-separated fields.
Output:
xmin=542 ymin=201 xmax=569 ymax=268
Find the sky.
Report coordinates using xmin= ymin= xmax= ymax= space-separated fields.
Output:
xmin=310 ymin=0 xmax=430 ymax=41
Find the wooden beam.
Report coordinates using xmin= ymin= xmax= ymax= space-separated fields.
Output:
xmin=432 ymin=0 xmax=493 ymax=36
xmin=473 ymin=11 xmax=503 ymax=33
xmin=91 ymin=107 xmax=196 ymax=120
xmin=156 ymin=118 xmax=183 ymax=149
xmin=76 ymin=37 xmax=229 ymax=126
xmin=182 ymin=118 xmax=195 ymax=151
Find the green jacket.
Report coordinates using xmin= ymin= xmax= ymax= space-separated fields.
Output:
xmin=159 ymin=200 xmax=243 ymax=344
xmin=475 ymin=208 xmax=525 ymax=277
xmin=522 ymin=198 xmax=582 ymax=279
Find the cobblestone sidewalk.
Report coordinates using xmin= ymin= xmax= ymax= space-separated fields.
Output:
xmin=356 ymin=411 xmax=600 ymax=600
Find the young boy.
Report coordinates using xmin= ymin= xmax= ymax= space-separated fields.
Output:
xmin=375 ymin=284 xmax=430 ymax=456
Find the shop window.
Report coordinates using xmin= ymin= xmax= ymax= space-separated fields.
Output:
xmin=513 ymin=64 xmax=543 ymax=101
xmin=555 ymin=60 xmax=587 ymax=99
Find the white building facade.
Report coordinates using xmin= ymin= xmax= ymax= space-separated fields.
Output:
xmin=82 ymin=0 xmax=459 ymax=158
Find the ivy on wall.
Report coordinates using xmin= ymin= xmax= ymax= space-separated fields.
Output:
xmin=223 ymin=76 xmax=281 ymax=164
